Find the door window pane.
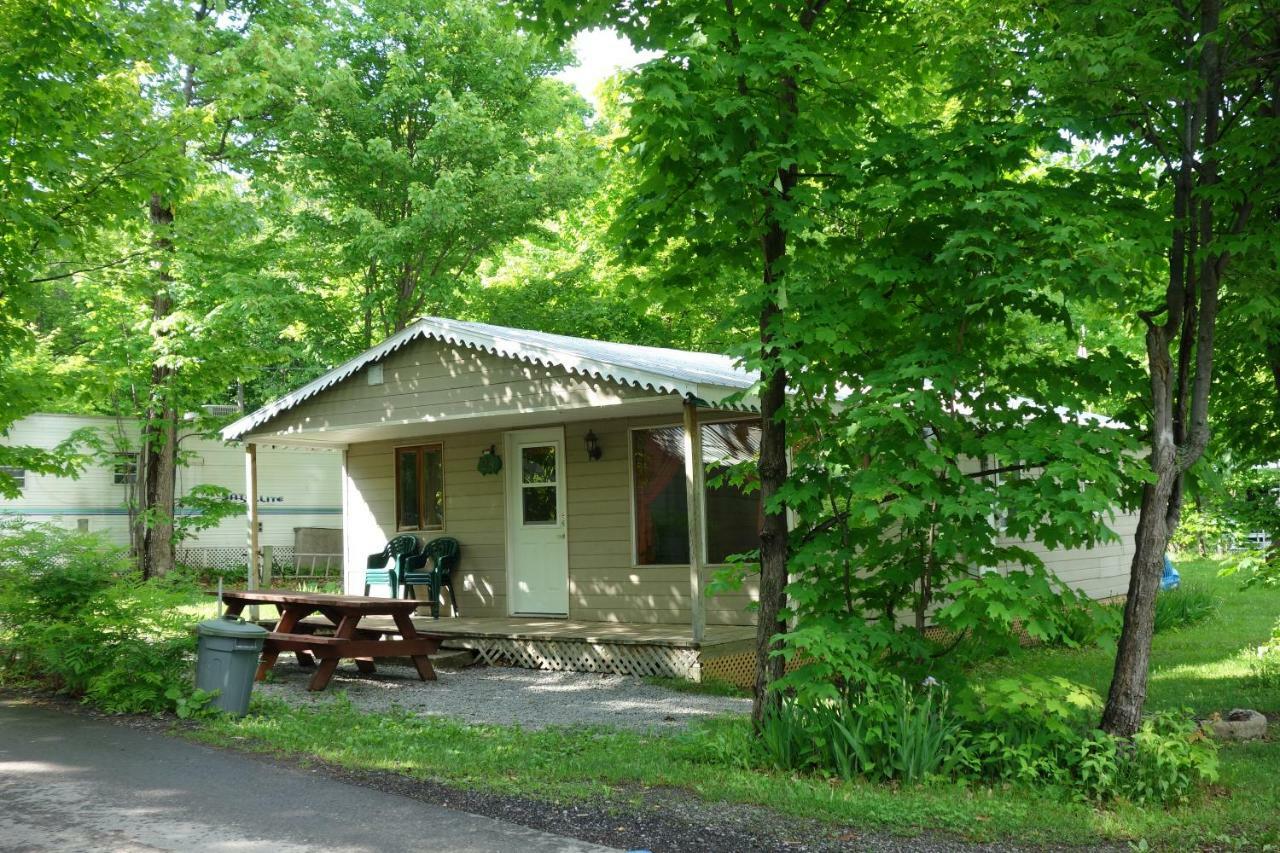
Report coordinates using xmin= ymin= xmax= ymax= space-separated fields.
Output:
xmin=632 ymin=426 xmax=689 ymax=565
xmin=522 ymin=486 xmax=557 ymax=524
xmin=521 ymin=446 xmax=557 ymax=484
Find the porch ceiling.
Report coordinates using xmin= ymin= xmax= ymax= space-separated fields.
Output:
xmin=244 ymin=394 xmax=687 ymax=448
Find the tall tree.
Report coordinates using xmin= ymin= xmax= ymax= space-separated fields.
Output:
xmin=463 ymin=85 xmax=754 ymax=352
xmin=277 ymin=0 xmax=597 ymax=342
xmin=524 ymin=0 xmax=920 ymax=724
xmin=0 ymin=0 xmax=165 ymax=492
xmin=15 ymin=0 xmax=323 ymax=576
xmin=1013 ymin=0 xmax=1280 ymax=735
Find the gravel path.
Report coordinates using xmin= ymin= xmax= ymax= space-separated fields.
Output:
xmin=256 ymin=659 xmax=750 ymax=730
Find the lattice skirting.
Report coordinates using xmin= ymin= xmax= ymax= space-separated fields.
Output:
xmin=700 ymin=650 xmax=806 ymax=690
xmin=459 ymin=637 xmax=702 ymax=680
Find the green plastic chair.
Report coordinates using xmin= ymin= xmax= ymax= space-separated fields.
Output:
xmin=364 ymin=534 xmax=420 ymax=597
xmin=401 ymin=536 xmax=461 ymax=618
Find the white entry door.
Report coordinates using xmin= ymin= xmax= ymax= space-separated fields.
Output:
xmin=506 ymin=427 xmax=569 ymax=616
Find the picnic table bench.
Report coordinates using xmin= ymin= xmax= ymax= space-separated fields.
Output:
xmin=219 ymin=590 xmax=443 ymax=692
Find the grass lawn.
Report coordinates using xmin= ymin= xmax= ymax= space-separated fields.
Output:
xmin=193 ymin=558 xmax=1280 ymax=850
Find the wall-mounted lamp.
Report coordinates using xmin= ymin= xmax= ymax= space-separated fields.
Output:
xmin=584 ymin=430 xmax=602 ymax=461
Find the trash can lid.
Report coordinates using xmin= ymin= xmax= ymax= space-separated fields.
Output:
xmin=197 ymin=615 xmax=269 ymax=638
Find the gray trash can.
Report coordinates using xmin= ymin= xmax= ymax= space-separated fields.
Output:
xmin=195 ymin=615 xmax=269 ymax=716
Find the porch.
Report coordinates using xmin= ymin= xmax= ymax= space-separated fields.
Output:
xmin=295 ymin=613 xmax=760 ymax=684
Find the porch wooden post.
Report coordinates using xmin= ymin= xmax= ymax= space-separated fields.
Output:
xmin=340 ymin=447 xmax=351 ymax=595
xmin=682 ymin=400 xmax=706 ymax=644
xmin=245 ymin=443 xmax=261 ymax=619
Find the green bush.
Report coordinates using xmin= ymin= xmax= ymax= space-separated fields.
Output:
xmin=757 ymin=672 xmax=1218 ymax=804
xmin=956 ymin=676 xmax=1218 ymax=804
xmin=1246 ymin=619 xmax=1280 ymax=688
xmin=1152 ymin=583 xmax=1219 ymax=633
xmin=0 ymin=520 xmax=211 ymax=716
xmin=758 ymin=675 xmax=961 ymax=784
xmin=1051 ymin=599 xmax=1122 ymax=648
xmin=1218 ymin=548 xmax=1280 ymax=591
xmin=1121 ymin=714 xmax=1220 ymax=805
xmin=954 ymin=675 xmax=1102 ymax=785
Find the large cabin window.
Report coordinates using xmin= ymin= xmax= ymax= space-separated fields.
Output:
xmin=632 ymin=426 xmax=689 ymax=565
xmin=631 ymin=421 xmax=762 ymax=566
xmin=395 ymin=444 xmax=444 ymax=530
xmin=701 ymin=421 xmax=763 ymax=564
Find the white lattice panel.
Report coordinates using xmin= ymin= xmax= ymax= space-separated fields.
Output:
xmin=470 ymin=638 xmax=701 ymax=680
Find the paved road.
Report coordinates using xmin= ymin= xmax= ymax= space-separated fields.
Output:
xmin=0 ymin=698 xmax=619 ymax=853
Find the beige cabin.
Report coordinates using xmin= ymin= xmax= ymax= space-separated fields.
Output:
xmin=222 ymin=318 xmax=1135 ymax=683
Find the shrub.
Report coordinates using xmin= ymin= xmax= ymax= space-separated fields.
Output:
xmin=956 ymin=677 xmax=1217 ymax=803
xmin=1120 ymin=713 xmax=1219 ymax=805
xmin=1051 ymin=599 xmax=1122 ymax=648
xmin=757 ymin=671 xmax=1218 ymax=805
xmin=0 ymin=520 xmax=210 ymax=716
xmin=954 ymin=675 xmax=1102 ymax=785
xmin=758 ymin=675 xmax=961 ymax=784
xmin=1246 ymin=619 xmax=1280 ymax=688
xmin=1218 ymin=548 xmax=1280 ymax=591
xmin=1152 ymin=583 xmax=1219 ymax=633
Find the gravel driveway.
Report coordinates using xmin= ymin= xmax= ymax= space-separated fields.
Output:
xmin=257 ymin=660 xmax=750 ymax=731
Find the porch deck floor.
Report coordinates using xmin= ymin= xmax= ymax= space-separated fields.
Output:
xmin=297 ymin=613 xmax=756 ymax=650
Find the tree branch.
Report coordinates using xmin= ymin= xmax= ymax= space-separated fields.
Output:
xmin=27 ymin=249 xmax=152 ymax=284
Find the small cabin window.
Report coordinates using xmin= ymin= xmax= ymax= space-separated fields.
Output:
xmin=113 ymin=453 xmax=138 ymax=485
xmin=1 ymin=466 xmax=25 ymax=490
xmin=395 ymin=444 xmax=444 ymax=531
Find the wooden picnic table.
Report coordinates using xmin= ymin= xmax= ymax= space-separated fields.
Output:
xmin=219 ymin=590 xmax=442 ymax=692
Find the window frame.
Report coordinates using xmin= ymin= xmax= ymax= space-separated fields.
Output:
xmin=627 ymin=417 xmax=761 ymax=569
xmin=393 ymin=442 xmax=446 ymax=532
xmin=112 ymin=452 xmax=138 ymax=486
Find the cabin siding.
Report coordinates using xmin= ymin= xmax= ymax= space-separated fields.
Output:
xmin=998 ymin=510 xmax=1138 ymax=600
xmin=341 ymin=411 xmax=762 ymax=626
xmin=267 ymin=337 xmax=653 ymax=438
xmin=341 ymin=431 xmax=509 ymax=616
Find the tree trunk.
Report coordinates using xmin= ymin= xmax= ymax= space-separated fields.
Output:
xmin=1101 ymin=464 xmax=1178 ymax=734
xmin=137 ymin=193 xmax=178 ymax=580
xmin=1268 ymin=336 xmax=1280 ymax=417
xmin=751 ymin=153 xmax=797 ymax=728
xmin=137 ymin=406 xmax=177 ymax=579
xmin=753 ymin=298 xmax=791 ymax=727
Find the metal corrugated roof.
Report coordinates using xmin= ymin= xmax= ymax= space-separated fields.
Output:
xmin=221 ymin=317 xmax=758 ymax=442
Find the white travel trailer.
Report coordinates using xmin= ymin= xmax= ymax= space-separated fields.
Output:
xmin=0 ymin=413 xmax=342 ymax=573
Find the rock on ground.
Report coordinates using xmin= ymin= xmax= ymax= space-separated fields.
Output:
xmin=1204 ymin=708 xmax=1268 ymax=741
